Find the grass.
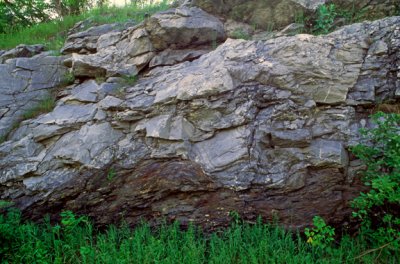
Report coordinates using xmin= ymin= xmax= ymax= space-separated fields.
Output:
xmin=106 ymin=168 xmax=116 ymax=181
xmin=0 ymin=209 xmax=399 ymax=263
xmin=22 ymin=95 xmax=56 ymax=120
xmin=373 ymin=103 xmax=400 ymax=114
xmin=0 ymin=1 xmax=171 ymax=51
xmin=120 ymin=74 xmax=138 ymax=86
xmin=230 ymin=29 xmax=251 ymax=40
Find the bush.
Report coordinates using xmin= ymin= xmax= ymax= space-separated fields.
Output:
xmin=350 ymin=112 xmax=400 ymax=251
xmin=305 ymin=216 xmax=335 ymax=250
xmin=313 ymin=4 xmax=337 ymax=34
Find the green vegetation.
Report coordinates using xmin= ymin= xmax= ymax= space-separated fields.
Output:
xmin=22 ymin=95 xmax=56 ymax=120
xmin=0 ymin=1 xmax=171 ymax=51
xmin=0 ymin=0 xmax=51 ymax=33
xmin=106 ymin=168 xmax=116 ymax=181
xmin=113 ymin=74 xmax=138 ymax=97
xmin=350 ymin=111 xmax=400 ymax=253
xmin=313 ymin=4 xmax=337 ymax=35
xmin=305 ymin=216 xmax=335 ymax=249
xmin=230 ymin=29 xmax=251 ymax=40
xmin=120 ymin=74 xmax=138 ymax=86
xmin=294 ymin=3 xmax=399 ymax=36
xmin=0 ymin=95 xmax=55 ymax=144
xmin=95 ymin=75 xmax=106 ymax=84
xmin=62 ymin=71 xmax=76 ymax=85
xmin=1 ymin=208 xmax=399 ymax=263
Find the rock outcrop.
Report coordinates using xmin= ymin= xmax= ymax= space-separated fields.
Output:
xmin=0 ymin=47 xmax=68 ymax=138
xmin=186 ymin=0 xmax=399 ymax=30
xmin=0 ymin=5 xmax=399 ymax=229
xmin=65 ymin=7 xmax=225 ymax=78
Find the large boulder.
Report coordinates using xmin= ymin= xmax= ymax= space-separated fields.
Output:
xmin=0 ymin=16 xmax=399 ymax=229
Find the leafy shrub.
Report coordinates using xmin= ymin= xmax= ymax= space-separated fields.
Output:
xmin=305 ymin=216 xmax=335 ymax=249
xmin=313 ymin=4 xmax=337 ymax=34
xmin=351 ymin=112 xmax=400 ymax=251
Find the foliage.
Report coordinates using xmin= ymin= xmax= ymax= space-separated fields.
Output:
xmin=120 ymin=74 xmax=138 ymax=86
xmin=62 ymin=71 xmax=76 ymax=85
xmin=22 ymin=95 xmax=56 ymax=121
xmin=0 ymin=1 xmax=171 ymax=50
xmin=230 ymin=29 xmax=251 ymax=40
xmin=95 ymin=75 xmax=106 ymax=84
xmin=52 ymin=0 xmax=93 ymax=17
xmin=350 ymin=112 xmax=400 ymax=252
xmin=107 ymin=168 xmax=116 ymax=181
xmin=0 ymin=200 xmax=13 ymax=208
xmin=313 ymin=4 xmax=337 ymax=35
xmin=0 ymin=0 xmax=50 ymax=33
xmin=304 ymin=216 xmax=335 ymax=249
xmin=0 ymin=208 xmax=399 ymax=263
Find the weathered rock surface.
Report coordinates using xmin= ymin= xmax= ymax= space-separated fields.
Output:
xmin=187 ymin=0 xmax=399 ymax=29
xmin=65 ymin=6 xmax=225 ymax=78
xmin=61 ymin=22 xmax=134 ymax=54
xmin=0 ymin=7 xmax=399 ymax=229
xmin=0 ymin=44 xmax=45 ymax=64
xmin=0 ymin=51 xmax=68 ymax=138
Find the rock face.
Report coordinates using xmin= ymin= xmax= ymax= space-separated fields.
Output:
xmin=0 ymin=6 xmax=399 ymax=229
xmin=0 ymin=47 xmax=68 ymax=138
xmin=65 ymin=7 xmax=225 ymax=78
xmin=187 ymin=0 xmax=399 ymax=29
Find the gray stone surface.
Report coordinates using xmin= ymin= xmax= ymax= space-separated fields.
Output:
xmin=66 ymin=6 xmax=224 ymax=78
xmin=0 ymin=14 xmax=399 ymax=229
xmin=61 ymin=23 xmax=133 ymax=54
xmin=0 ymin=44 xmax=45 ymax=63
xmin=149 ymin=49 xmax=209 ymax=68
xmin=188 ymin=0 xmax=399 ymax=29
xmin=0 ymin=53 xmax=67 ymax=138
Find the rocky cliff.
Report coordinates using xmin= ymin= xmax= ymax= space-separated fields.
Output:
xmin=0 ymin=4 xmax=399 ymax=229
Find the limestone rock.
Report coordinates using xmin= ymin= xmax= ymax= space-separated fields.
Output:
xmin=0 ymin=44 xmax=45 ymax=63
xmin=149 ymin=49 xmax=209 ymax=68
xmin=0 ymin=52 xmax=67 ymax=138
xmin=66 ymin=6 xmax=225 ymax=78
xmin=0 ymin=17 xmax=399 ymax=229
xmin=189 ymin=0 xmax=398 ymax=30
xmin=145 ymin=7 xmax=225 ymax=50
xmin=61 ymin=22 xmax=134 ymax=54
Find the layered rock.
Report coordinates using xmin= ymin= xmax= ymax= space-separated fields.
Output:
xmin=0 ymin=8 xmax=399 ymax=229
xmin=65 ymin=7 xmax=225 ymax=78
xmin=0 ymin=47 xmax=68 ymax=138
xmin=186 ymin=0 xmax=399 ymax=29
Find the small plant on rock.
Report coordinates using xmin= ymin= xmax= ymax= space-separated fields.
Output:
xmin=231 ymin=29 xmax=251 ymax=40
xmin=22 ymin=95 xmax=56 ymax=120
xmin=107 ymin=168 xmax=116 ymax=181
xmin=62 ymin=71 xmax=75 ymax=85
xmin=313 ymin=4 xmax=337 ymax=34
xmin=120 ymin=74 xmax=138 ymax=86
